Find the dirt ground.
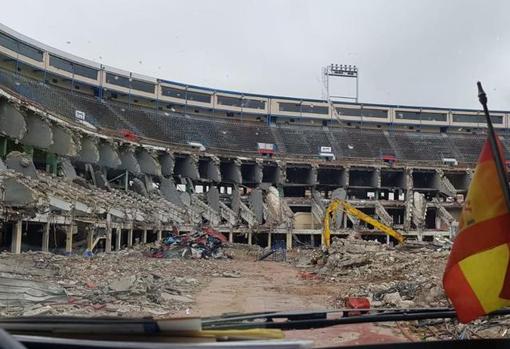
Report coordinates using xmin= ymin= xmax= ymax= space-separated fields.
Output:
xmin=190 ymin=259 xmax=414 ymax=347
xmin=1 ymin=246 xmax=421 ymax=347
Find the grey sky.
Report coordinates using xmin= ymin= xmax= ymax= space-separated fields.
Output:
xmin=0 ymin=0 xmax=509 ymax=110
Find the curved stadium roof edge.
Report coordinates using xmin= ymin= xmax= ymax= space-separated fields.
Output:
xmin=0 ymin=22 xmax=507 ymax=114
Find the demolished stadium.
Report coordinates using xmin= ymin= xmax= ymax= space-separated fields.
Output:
xmin=0 ymin=22 xmax=500 ymax=255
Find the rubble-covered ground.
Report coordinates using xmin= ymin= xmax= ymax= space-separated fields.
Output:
xmin=292 ymin=237 xmax=450 ymax=309
xmin=290 ymin=237 xmax=510 ymax=341
xmin=0 ymin=244 xmax=257 ymax=318
xmin=2 ymin=237 xmax=510 ymax=344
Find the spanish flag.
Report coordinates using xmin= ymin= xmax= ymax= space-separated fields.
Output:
xmin=443 ymin=85 xmax=510 ymax=323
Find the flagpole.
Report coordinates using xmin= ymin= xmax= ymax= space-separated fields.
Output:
xmin=477 ymin=81 xmax=510 ymax=211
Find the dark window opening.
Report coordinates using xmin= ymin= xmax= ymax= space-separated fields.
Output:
xmin=396 ymin=111 xmax=447 ymax=122
xmin=106 ymin=73 xmax=155 ymax=93
xmin=49 ymin=55 xmax=98 ymax=80
xmin=0 ymin=32 xmax=44 ymax=61
xmin=452 ymin=114 xmax=502 ymax=124
xmin=161 ymin=86 xmax=211 ymax=103
xmin=279 ymin=102 xmax=328 ymax=114
xmin=336 ymin=107 xmax=387 ymax=118
xmin=217 ymin=95 xmax=265 ymax=109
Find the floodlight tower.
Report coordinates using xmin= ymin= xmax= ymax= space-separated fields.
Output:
xmin=322 ymin=64 xmax=359 ymax=103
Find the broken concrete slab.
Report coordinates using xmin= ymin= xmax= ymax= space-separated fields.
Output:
xmin=59 ymin=157 xmax=77 ymax=179
xmin=77 ymin=136 xmax=99 ymax=164
xmin=159 ymin=152 xmax=175 ymax=177
xmin=119 ymin=147 xmax=141 ymax=174
xmin=131 ymin=178 xmax=148 ymax=197
xmin=0 ymin=100 xmax=26 ymax=140
xmin=5 ymin=151 xmax=37 ymax=177
xmin=160 ymin=177 xmax=184 ymax=207
xmin=98 ymin=142 xmax=121 ymax=169
xmin=21 ymin=111 xmax=53 ymax=149
xmin=160 ymin=293 xmax=193 ymax=303
xmin=136 ymin=149 xmax=162 ymax=177
xmin=47 ymin=125 xmax=78 ymax=157
xmin=3 ymin=177 xmax=37 ymax=206
xmin=109 ymin=275 xmax=136 ymax=292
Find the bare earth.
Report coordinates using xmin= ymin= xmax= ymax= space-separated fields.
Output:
xmin=189 ymin=259 xmax=412 ymax=347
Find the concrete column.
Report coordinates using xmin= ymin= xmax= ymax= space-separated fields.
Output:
xmin=248 ymin=232 xmax=252 ymax=245
xmin=156 ymin=229 xmax=162 ymax=241
xmin=229 ymin=232 xmax=233 ymax=243
xmin=267 ymin=232 xmax=272 ymax=248
xmin=142 ymin=229 xmax=147 ymax=244
xmin=310 ymin=234 xmax=315 ymax=247
xmin=286 ymin=231 xmax=292 ymax=250
xmin=127 ymin=228 xmax=133 ymax=247
xmin=105 ymin=226 xmax=112 ymax=253
xmin=65 ymin=225 xmax=74 ymax=254
xmin=435 ymin=216 xmax=441 ymax=230
xmin=11 ymin=220 xmax=22 ymax=254
xmin=115 ymin=228 xmax=122 ymax=251
xmin=87 ymin=229 xmax=94 ymax=250
xmin=42 ymin=222 xmax=50 ymax=252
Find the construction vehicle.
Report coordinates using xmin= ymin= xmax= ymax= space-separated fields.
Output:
xmin=322 ymin=199 xmax=405 ymax=248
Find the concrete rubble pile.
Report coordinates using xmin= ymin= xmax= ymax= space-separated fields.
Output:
xmin=0 ymin=166 xmax=186 ymax=225
xmin=406 ymin=317 xmax=510 ymax=341
xmin=299 ymin=237 xmax=450 ymax=309
xmin=145 ymin=228 xmax=229 ymax=260
xmin=0 ymin=247 xmax=241 ymax=318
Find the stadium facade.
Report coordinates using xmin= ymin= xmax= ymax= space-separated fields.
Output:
xmin=0 ymin=23 xmax=501 ymax=253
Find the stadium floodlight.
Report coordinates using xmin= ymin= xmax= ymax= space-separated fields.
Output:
xmin=328 ymin=64 xmax=358 ymax=77
xmin=322 ymin=63 xmax=359 ymax=102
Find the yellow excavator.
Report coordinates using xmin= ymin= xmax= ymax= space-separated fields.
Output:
xmin=322 ymin=199 xmax=405 ymax=248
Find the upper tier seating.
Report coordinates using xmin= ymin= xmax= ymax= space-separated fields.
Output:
xmin=277 ymin=125 xmax=332 ymax=155
xmin=0 ymin=67 xmax=497 ymax=164
xmin=448 ymin=134 xmax=486 ymax=163
xmin=330 ymin=128 xmax=395 ymax=159
xmin=389 ymin=131 xmax=456 ymax=161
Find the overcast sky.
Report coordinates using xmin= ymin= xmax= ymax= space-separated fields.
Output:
xmin=1 ymin=0 xmax=509 ymax=110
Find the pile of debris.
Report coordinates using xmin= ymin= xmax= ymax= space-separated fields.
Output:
xmin=405 ymin=316 xmax=510 ymax=341
xmin=298 ymin=237 xmax=450 ymax=309
xmin=0 ymin=246 xmax=240 ymax=318
xmin=146 ymin=228 xmax=229 ymax=260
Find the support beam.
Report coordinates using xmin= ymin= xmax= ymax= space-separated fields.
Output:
xmin=105 ymin=226 xmax=112 ymax=253
xmin=87 ymin=229 xmax=94 ymax=251
xmin=142 ymin=229 xmax=147 ymax=244
xmin=11 ymin=220 xmax=22 ymax=254
xmin=156 ymin=229 xmax=162 ymax=241
xmin=229 ymin=231 xmax=233 ymax=243
xmin=115 ymin=228 xmax=122 ymax=251
xmin=127 ymin=228 xmax=133 ymax=247
xmin=65 ymin=225 xmax=74 ymax=254
xmin=248 ymin=232 xmax=252 ymax=245
xmin=42 ymin=222 xmax=50 ymax=252
xmin=267 ymin=232 xmax=272 ymax=248
xmin=286 ymin=232 xmax=292 ymax=250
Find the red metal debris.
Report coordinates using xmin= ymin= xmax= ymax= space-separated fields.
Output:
xmin=203 ymin=227 xmax=227 ymax=243
xmin=344 ymin=297 xmax=370 ymax=317
xmin=382 ymin=155 xmax=397 ymax=163
xmin=119 ymin=129 xmax=139 ymax=142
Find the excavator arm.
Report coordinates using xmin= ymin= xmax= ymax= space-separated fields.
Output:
xmin=322 ymin=199 xmax=405 ymax=247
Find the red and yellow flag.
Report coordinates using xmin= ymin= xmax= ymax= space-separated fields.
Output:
xmin=443 ymin=135 xmax=510 ymax=323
